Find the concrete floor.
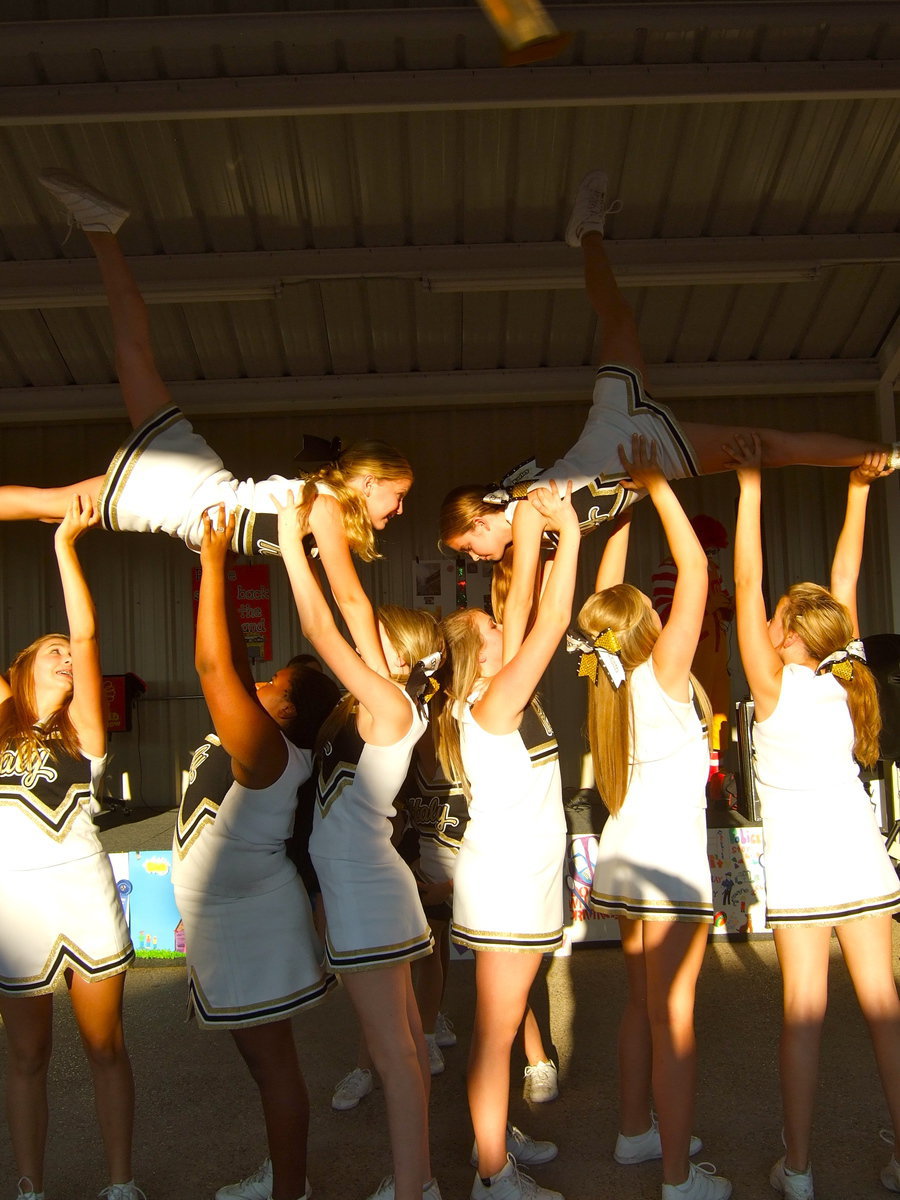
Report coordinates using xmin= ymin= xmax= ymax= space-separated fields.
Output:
xmin=1 ymin=809 xmax=898 ymax=1200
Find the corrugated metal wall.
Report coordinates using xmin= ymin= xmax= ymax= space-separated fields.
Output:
xmin=0 ymin=389 xmax=891 ymax=806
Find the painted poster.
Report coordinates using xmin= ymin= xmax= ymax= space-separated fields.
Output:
xmin=126 ymin=850 xmax=185 ymax=960
xmin=707 ymin=825 xmax=768 ymax=936
xmin=191 ymin=563 xmax=272 ymax=661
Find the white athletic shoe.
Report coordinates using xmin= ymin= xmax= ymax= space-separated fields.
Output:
xmin=471 ymin=1125 xmax=558 ymax=1168
xmin=882 ymin=1156 xmax=900 ymax=1192
xmin=424 ymin=1032 xmax=445 ymax=1075
xmin=523 ymin=1060 xmax=559 ymax=1103
xmin=470 ymin=1156 xmax=562 ymax=1200
xmin=364 ymin=1178 xmax=441 ymax=1200
xmin=888 ymin=444 xmax=900 ymax=472
xmin=614 ymin=1114 xmax=702 ymax=1165
xmin=16 ymin=1179 xmax=44 ymax=1200
xmin=37 ymin=169 xmax=130 ymax=234
xmin=331 ymin=1067 xmax=374 ymax=1111
xmin=660 ymin=1162 xmax=731 ymax=1199
xmin=769 ymin=1157 xmax=814 ymax=1199
xmin=215 ymin=1160 xmax=275 ymax=1200
xmin=434 ymin=1011 xmax=457 ymax=1047
xmin=98 ymin=1185 xmax=147 ymax=1200
xmin=564 ymin=169 xmax=621 ymax=247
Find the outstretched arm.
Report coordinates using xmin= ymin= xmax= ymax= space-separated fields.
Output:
xmin=502 ymin=500 xmax=547 ymax=665
xmin=306 ymin=493 xmax=391 ymax=678
xmin=727 ymin=433 xmax=783 ymax=721
xmin=477 ymin=483 xmax=580 ymax=734
xmin=195 ymin=507 xmax=287 ymax=789
xmin=277 ymin=494 xmax=412 ymax=742
xmin=594 ymin=509 xmax=633 ymax=592
xmin=54 ymin=496 xmax=106 ymax=759
xmin=830 ymin=451 xmax=890 ymax=636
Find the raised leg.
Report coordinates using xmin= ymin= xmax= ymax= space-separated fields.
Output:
xmin=772 ymin=924 xmax=832 ymax=1173
xmin=581 ymin=232 xmax=646 ymax=374
xmin=0 ymin=993 xmax=54 ymax=1191
xmin=230 ymin=1020 xmax=309 ymax=1200
xmin=468 ymin=948 xmax=543 ymax=1177
xmin=0 ymin=478 xmax=105 ymax=523
xmin=66 ymin=969 xmax=135 ymax=1185
xmin=682 ymin=421 xmax=890 ymax=474
xmin=341 ymin=963 xmax=431 ymax=1200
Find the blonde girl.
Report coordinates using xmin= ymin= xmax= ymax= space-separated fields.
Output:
xmin=440 ymin=169 xmax=897 ymax=665
xmin=730 ymin=435 xmax=900 ymax=1199
xmin=576 ymin=434 xmax=728 ymax=1200
xmin=432 ymin=481 xmax=580 ymax=1200
xmin=1 ymin=170 xmax=413 ymax=676
xmin=0 ymin=498 xmax=140 ymax=1200
xmin=276 ymin=495 xmax=444 ymax=1200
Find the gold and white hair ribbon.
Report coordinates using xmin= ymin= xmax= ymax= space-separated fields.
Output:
xmin=815 ymin=638 xmax=866 ymax=682
xmin=566 ymin=628 xmax=626 ymax=690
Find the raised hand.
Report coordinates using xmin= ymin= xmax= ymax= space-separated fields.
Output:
xmin=618 ymin=434 xmax=665 ymax=491
xmin=722 ymin=431 xmax=763 ymax=482
xmin=527 ymin=479 xmax=577 ymax=532
xmin=54 ymin=493 xmax=100 ymax=549
xmin=851 ymin=449 xmax=891 ymax=485
xmin=200 ymin=503 xmax=236 ymax=567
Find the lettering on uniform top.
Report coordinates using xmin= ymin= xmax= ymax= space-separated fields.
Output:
xmin=186 ymin=741 xmax=213 ymax=788
xmin=0 ymin=745 xmax=58 ymax=790
xmin=406 ymin=793 xmax=461 ymax=833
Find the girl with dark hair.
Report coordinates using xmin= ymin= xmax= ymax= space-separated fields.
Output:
xmin=0 ymin=497 xmax=139 ymax=1200
xmin=731 ymin=436 xmax=900 ymax=1199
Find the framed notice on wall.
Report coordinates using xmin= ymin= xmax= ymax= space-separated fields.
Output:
xmin=191 ymin=563 xmax=272 ymax=661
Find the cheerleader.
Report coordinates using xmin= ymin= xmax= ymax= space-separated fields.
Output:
xmin=574 ymin=435 xmax=728 ymax=1200
xmin=0 ymin=172 xmax=412 ymax=676
xmin=432 ymin=480 xmax=580 ymax=1200
xmin=730 ymin=435 xmax=900 ymax=1200
xmin=172 ymin=506 xmax=341 ymax=1200
xmin=0 ymin=497 xmax=140 ymax=1200
xmin=440 ymin=169 xmax=897 ymax=663
xmin=275 ymin=495 xmax=444 ymax=1200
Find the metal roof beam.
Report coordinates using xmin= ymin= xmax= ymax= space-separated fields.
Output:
xmin=0 ymin=362 xmax=879 ymax=424
xmin=2 ymin=235 xmax=897 ymax=309
xmin=2 ymin=4 xmax=896 ymax=53
xmin=1 ymin=61 xmax=897 ymax=126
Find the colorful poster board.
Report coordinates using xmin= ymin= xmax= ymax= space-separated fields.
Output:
xmin=191 ymin=563 xmax=272 ymax=661
xmin=110 ymin=849 xmax=185 ymax=961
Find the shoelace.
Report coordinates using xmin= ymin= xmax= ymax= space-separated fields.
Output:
xmin=336 ymin=1068 xmax=368 ymax=1090
xmin=693 ymin=1162 xmax=720 ymax=1177
xmin=507 ymin=1124 xmax=534 ymax=1149
xmin=881 ymin=1128 xmax=896 ymax=1146
xmin=506 ymin=1160 xmax=541 ymax=1199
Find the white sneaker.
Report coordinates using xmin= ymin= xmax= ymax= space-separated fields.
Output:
xmin=769 ymin=1157 xmax=813 ymax=1199
xmin=16 ymin=1179 xmax=44 ymax=1200
xmin=615 ymin=1114 xmax=702 ymax=1165
xmin=364 ymin=1178 xmax=441 ymax=1200
xmin=471 ymin=1126 xmax=558 ymax=1168
xmin=424 ymin=1033 xmax=445 ymax=1075
xmin=37 ymin=169 xmax=130 ymax=234
xmin=434 ymin=1011 xmax=457 ymax=1047
xmin=98 ymin=1186 xmax=147 ymax=1200
xmin=470 ymin=1156 xmax=562 ymax=1200
xmin=564 ymin=169 xmax=622 ymax=247
xmin=882 ymin=1156 xmax=900 ymax=1192
xmin=661 ymin=1163 xmax=731 ymax=1200
xmin=889 ymin=444 xmax=900 ymax=472
xmin=331 ymin=1067 xmax=374 ymax=1111
xmin=523 ymin=1060 xmax=558 ymax=1104
xmin=215 ymin=1160 xmax=274 ymax=1200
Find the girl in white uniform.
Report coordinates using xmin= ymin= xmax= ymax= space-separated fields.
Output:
xmin=575 ymin=436 xmax=728 ymax=1200
xmin=276 ymin=496 xmax=444 ymax=1200
xmin=172 ymin=507 xmax=341 ymax=1200
xmin=731 ymin=436 xmax=900 ymax=1200
xmin=1 ymin=171 xmax=412 ymax=678
xmin=432 ymin=480 xmax=580 ymax=1200
xmin=440 ymin=169 xmax=898 ymax=665
xmin=0 ymin=497 xmax=140 ymax=1200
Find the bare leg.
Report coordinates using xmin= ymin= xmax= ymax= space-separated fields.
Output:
xmin=415 ymin=918 xmax=449 ymax=1034
xmin=582 ymin=232 xmax=646 ymax=374
xmin=341 ymin=964 xmax=431 ymax=1200
xmin=682 ymin=421 xmax=890 ymax=474
xmin=521 ymin=1005 xmax=549 ymax=1065
xmin=0 ymin=993 xmax=54 ymax=1191
xmin=772 ymin=925 xmax=832 ymax=1173
xmin=617 ymin=918 xmax=653 ymax=1139
xmin=469 ymin=949 xmax=542 ymax=1178
xmin=66 ymin=970 xmax=135 ymax=1184
xmin=642 ymin=920 xmax=709 ymax=1187
xmin=0 ymin=478 xmax=106 ymax=523
xmin=230 ymin=1021 xmax=309 ymax=1200
xmin=835 ymin=915 xmax=900 ymax=1143
xmin=83 ymin=231 xmax=172 ymax=430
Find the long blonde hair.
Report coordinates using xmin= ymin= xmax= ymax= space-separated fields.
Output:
xmin=316 ymin=606 xmax=443 ymax=750
xmin=438 ymin=485 xmax=496 ymax=547
xmin=0 ymin=634 xmax=81 ymax=765
xmin=298 ymin=441 xmax=412 ymax=562
xmin=779 ymin=582 xmax=881 ymax=768
xmin=431 ymin=609 xmax=485 ymax=801
xmin=578 ymin=585 xmax=712 ymax=816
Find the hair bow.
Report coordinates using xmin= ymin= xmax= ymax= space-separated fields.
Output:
xmin=815 ymin=638 xmax=866 ymax=682
xmin=566 ymin=628 xmax=626 ymax=690
xmin=406 ymin=652 xmax=443 ymax=713
xmin=483 ymin=457 xmax=542 ymax=505
xmin=293 ymin=434 xmax=343 ymax=468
